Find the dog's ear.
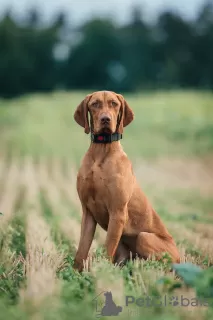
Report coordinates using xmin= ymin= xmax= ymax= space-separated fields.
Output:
xmin=116 ymin=94 xmax=134 ymax=133
xmin=74 ymin=94 xmax=92 ymax=134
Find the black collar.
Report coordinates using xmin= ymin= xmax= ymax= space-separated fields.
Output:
xmin=91 ymin=132 xmax=122 ymax=144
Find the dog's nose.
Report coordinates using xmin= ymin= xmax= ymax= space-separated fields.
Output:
xmin=100 ymin=115 xmax=111 ymax=124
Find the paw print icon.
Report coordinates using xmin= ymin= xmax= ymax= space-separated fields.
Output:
xmin=169 ymin=296 xmax=179 ymax=307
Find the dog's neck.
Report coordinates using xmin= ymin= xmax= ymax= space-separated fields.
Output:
xmin=88 ymin=141 xmax=123 ymax=162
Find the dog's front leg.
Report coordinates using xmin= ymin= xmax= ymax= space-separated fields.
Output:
xmin=105 ymin=209 xmax=127 ymax=262
xmin=73 ymin=207 xmax=97 ymax=272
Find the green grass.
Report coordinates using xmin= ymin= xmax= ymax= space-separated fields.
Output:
xmin=0 ymin=214 xmax=26 ymax=305
xmin=0 ymin=90 xmax=213 ymax=161
xmin=40 ymin=191 xmax=76 ymax=255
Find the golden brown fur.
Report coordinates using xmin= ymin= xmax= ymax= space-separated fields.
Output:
xmin=73 ymin=91 xmax=180 ymax=272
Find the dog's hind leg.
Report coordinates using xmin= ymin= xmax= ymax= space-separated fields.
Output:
xmin=136 ymin=232 xmax=180 ymax=263
xmin=113 ymin=240 xmax=132 ymax=266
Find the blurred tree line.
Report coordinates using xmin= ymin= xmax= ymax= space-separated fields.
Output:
xmin=0 ymin=2 xmax=213 ymax=98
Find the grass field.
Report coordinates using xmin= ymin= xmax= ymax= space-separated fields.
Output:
xmin=0 ymin=90 xmax=213 ymax=320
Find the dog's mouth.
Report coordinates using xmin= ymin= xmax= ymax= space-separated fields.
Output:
xmin=99 ymin=126 xmax=113 ymax=134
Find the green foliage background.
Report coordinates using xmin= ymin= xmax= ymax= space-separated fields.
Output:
xmin=0 ymin=2 xmax=213 ymax=98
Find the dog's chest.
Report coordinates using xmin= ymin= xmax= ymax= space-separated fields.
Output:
xmin=77 ymin=164 xmax=110 ymax=229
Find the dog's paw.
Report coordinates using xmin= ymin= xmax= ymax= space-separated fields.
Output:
xmin=73 ymin=259 xmax=84 ymax=273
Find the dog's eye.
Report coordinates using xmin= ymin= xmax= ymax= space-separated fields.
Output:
xmin=111 ymin=101 xmax=117 ymax=107
xmin=92 ymin=101 xmax=99 ymax=107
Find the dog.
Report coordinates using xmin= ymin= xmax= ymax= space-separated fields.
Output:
xmin=73 ymin=91 xmax=180 ymax=272
xmin=101 ymin=292 xmax=122 ymax=316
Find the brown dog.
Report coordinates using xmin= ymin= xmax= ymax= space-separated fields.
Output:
xmin=73 ymin=91 xmax=180 ymax=272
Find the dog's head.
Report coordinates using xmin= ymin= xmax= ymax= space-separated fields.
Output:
xmin=104 ymin=291 xmax=112 ymax=299
xmin=74 ymin=91 xmax=134 ymax=134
